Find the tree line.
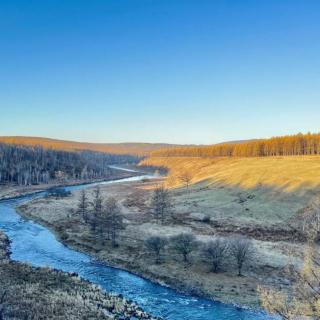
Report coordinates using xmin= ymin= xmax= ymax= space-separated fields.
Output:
xmin=150 ymin=132 xmax=320 ymax=158
xmin=0 ymin=143 xmax=138 ymax=186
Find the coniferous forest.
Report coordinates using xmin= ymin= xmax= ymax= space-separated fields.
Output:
xmin=0 ymin=143 xmax=139 ymax=186
xmin=151 ymin=133 xmax=320 ymax=158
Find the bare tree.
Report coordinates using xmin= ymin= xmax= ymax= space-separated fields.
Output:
xmin=105 ymin=197 xmax=124 ymax=247
xmin=259 ymin=218 xmax=320 ymax=319
xmin=90 ymin=186 xmax=103 ymax=231
xmin=151 ymin=185 xmax=173 ymax=223
xmin=144 ymin=235 xmax=167 ymax=264
xmin=0 ymin=143 xmax=134 ymax=186
xmin=171 ymin=233 xmax=198 ymax=263
xmin=77 ymin=189 xmax=89 ymax=223
xmin=229 ymin=237 xmax=253 ymax=276
xmin=179 ymin=171 xmax=192 ymax=190
xmin=203 ymin=238 xmax=228 ymax=272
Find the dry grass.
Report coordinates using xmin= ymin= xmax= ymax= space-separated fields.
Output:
xmin=15 ymin=157 xmax=320 ymax=309
xmin=0 ymin=232 xmax=157 ymax=320
xmin=140 ymin=156 xmax=320 ymax=193
xmin=17 ymin=179 xmax=309 ymax=308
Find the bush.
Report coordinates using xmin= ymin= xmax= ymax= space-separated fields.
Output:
xmin=46 ymin=187 xmax=71 ymax=198
xmin=202 ymin=215 xmax=211 ymax=224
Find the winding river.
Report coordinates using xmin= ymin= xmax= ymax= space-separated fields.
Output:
xmin=0 ymin=173 xmax=273 ymax=320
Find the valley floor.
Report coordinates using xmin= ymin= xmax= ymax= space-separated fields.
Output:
xmin=16 ymin=171 xmax=313 ymax=309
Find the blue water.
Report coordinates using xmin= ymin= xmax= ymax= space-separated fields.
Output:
xmin=0 ymin=176 xmax=274 ymax=320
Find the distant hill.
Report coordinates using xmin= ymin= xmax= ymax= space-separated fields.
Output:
xmin=0 ymin=136 xmax=184 ymax=156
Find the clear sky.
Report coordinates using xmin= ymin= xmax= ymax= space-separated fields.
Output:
xmin=1 ymin=0 xmax=319 ymax=144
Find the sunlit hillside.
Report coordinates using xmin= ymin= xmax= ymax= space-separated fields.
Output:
xmin=151 ymin=132 xmax=320 ymax=157
xmin=0 ymin=136 xmax=182 ymax=156
xmin=140 ymin=156 xmax=320 ymax=193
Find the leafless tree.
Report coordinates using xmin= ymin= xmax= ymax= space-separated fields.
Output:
xmin=0 ymin=143 xmax=135 ymax=186
xmin=151 ymin=185 xmax=173 ymax=223
xmin=258 ymin=207 xmax=320 ymax=318
xmin=202 ymin=238 xmax=228 ymax=272
xmin=90 ymin=186 xmax=103 ymax=231
xmin=179 ymin=171 xmax=192 ymax=190
xmin=171 ymin=233 xmax=198 ymax=263
xmin=144 ymin=235 xmax=167 ymax=264
xmin=77 ymin=189 xmax=89 ymax=223
xmin=104 ymin=197 xmax=124 ymax=247
xmin=229 ymin=237 xmax=253 ymax=276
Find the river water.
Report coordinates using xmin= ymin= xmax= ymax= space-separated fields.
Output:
xmin=0 ymin=175 xmax=274 ymax=320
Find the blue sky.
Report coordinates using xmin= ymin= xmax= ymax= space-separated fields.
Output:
xmin=1 ymin=0 xmax=320 ymax=144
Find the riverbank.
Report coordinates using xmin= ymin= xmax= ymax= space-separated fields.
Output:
xmin=16 ymin=176 xmax=302 ymax=310
xmin=0 ymin=231 xmax=159 ymax=320
xmin=0 ymin=167 xmax=139 ymax=201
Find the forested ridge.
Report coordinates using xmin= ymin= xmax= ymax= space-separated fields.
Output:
xmin=0 ymin=136 xmax=182 ymax=156
xmin=0 ymin=143 xmax=138 ymax=186
xmin=150 ymin=133 xmax=320 ymax=158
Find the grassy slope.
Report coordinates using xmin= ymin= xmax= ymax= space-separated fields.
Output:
xmin=0 ymin=136 xmax=182 ymax=156
xmin=140 ymin=156 xmax=320 ymax=192
xmin=140 ymin=156 xmax=320 ymax=228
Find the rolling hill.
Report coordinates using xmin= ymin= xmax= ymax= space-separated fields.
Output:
xmin=140 ymin=155 xmax=320 ymax=192
xmin=0 ymin=136 xmax=183 ymax=156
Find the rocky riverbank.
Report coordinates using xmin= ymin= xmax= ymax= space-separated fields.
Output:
xmin=0 ymin=231 xmax=160 ymax=320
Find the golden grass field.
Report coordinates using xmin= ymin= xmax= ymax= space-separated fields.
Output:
xmin=140 ymin=156 xmax=320 ymax=193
